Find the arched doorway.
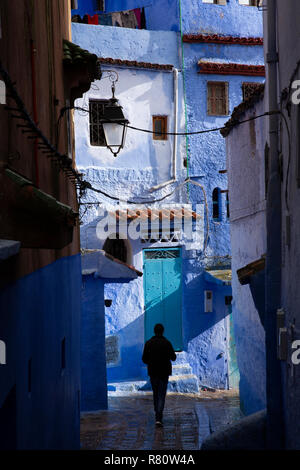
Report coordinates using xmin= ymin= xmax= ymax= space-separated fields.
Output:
xmin=102 ymin=235 xmax=132 ymax=264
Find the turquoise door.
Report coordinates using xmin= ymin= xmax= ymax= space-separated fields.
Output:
xmin=143 ymin=248 xmax=183 ymax=351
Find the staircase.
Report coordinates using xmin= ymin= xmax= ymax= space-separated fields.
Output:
xmin=168 ymin=352 xmax=199 ymax=393
xmin=107 ymin=352 xmax=200 ymax=395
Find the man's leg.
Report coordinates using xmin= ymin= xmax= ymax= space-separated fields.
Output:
xmin=150 ymin=376 xmax=159 ymax=419
xmin=156 ymin=377 xmax=168 ymax=422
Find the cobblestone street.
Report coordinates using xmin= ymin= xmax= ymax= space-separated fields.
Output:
xmin=80 ymin=390 xmax=242 ymax=451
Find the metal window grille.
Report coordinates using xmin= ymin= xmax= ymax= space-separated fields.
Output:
xmin=144 ymin=249 xmax=180 ymax=260
xmin=207 ymin=82 xmax=228 ymax=116
xmin=89 ymin=100 xmax=108 ymax=146
xmin=106 ymin=335 xmax=120 ymax=365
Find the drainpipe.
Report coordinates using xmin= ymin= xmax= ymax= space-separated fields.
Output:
xmin=149 ymin=67 xmax=178 ymax=191
xmin=265 ymin=0 xmax=284 ymax=449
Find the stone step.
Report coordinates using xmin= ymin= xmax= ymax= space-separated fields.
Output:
xmin=172 ymin=364 xmax=193 ymax=376
xmin=168 ymin=374 xmax=199 ymax=394
xmin=173 ymin=351 xmax=189 ymax=365
xmin=107 ymin=380 xmax=148 ymax=393
xmin=108 ymin=373 xmax=199 ymax=395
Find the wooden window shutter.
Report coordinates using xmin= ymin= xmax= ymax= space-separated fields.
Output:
xmin=207 ymin=82 xmax=228 ymax=116
xmin=152 ymin=116 xmax=168 ymax=140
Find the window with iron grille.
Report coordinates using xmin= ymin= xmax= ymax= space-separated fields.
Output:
xmin=242 ymin=82 xmax=263 ymax=101
xmin=207 ymin=82 xmax=229 ymax=116
xmin=89 ymin=99 xmax=108 ymax=146
xmin=202 ymin=0 xmax=227 ymax=4
xmin=152 ymin=116 xmax=168 ymax=140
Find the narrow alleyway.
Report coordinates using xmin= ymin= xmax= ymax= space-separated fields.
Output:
xmin=80 ymin=390 xmax=242 ymax=451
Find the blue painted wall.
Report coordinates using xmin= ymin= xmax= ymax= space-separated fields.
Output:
xmin=81 ymin=274 xmax=108 ymax=411
xmin=0 ymin=255 xmax=81 ymax=450
xmin=73 ymin=0 xmax=264 ymax=392
xmin=73 ymin=0 xmax=262 ymax=34
xmin=72 ymin=0 xmax=179 ymax=31
xmin=181 ymin=0 xmax=263 ymax=36
xmin=182 ymin=257 xmax=232 ymax=389
xmin=226 ymin=96 xmax=267 ymax=415
xmin=104 ymin=277 xmax=147 ymax=383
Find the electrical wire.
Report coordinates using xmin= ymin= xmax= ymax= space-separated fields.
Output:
xmin=71 ymin=105 xmax=275 ymax=137
xmin=0 ymin=60 xmax=278 ymax=208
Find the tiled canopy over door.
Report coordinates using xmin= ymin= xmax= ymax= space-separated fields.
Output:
xmin=143 ymin=248 xmax=183 ymax=351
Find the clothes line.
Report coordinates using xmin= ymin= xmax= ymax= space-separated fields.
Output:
xmin=72 ymin=7 xmax=146 ymax=29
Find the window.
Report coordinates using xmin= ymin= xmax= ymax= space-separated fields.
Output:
xmin=106 ymin=335 xmax=120 ymax=366
xmin=239 ymin=0 xmax=262 ymax=6
xmin=212 ymin=188 xmax=221 ymax=221
xmin=95 ymin=0 xmax=105 ymax=11
xmin=203 ymin=0 xmax=227 ymax=4
xmin=242 ymin=82 xmax=263 ymax=101
xmin=207 ymin=82 xmax=229 ymax=116
xmin=89 ymin=100 xmax=108 ymax=146
xmin=152 ymin=116 xmax=168 ymax=140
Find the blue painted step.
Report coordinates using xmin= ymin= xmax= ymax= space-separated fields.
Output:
xmin=108 ymin=360 xmax=199 ymax=394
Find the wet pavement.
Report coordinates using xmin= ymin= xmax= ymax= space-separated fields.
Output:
xmin=80 ymin=390 xmax=242 ymax=451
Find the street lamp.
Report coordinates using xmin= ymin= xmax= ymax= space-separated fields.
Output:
xmin=101 ymin=82 xmax=129 ymax=157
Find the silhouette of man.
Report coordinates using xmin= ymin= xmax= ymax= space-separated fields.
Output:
xmin=142 ymin=323 xmax=176 ymax=426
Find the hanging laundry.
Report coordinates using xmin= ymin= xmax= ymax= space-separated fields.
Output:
xmin=141 ymin=7 xmax=146 ymax=29
xmin=133 ymin=8 xmax=142 ymax=29
xmin=120 ymin=10 xmax=138 ymax=29
xmin=71 ymin=15 xmax=82 ymax=23
xmin=98 ymin=13 xmax=113 ymax=26
xmin=87 ymin=14 xmax=99 ymax=25
xmin=111 ymin=12 xmax=122 ymax=27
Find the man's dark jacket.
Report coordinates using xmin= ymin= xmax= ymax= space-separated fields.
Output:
xmin=142 ymin=335 xmax=177 ymax=378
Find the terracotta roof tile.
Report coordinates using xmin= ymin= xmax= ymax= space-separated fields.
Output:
xmin=110 ymin=208 xmax=198 ymax=221
xmin=98 ymin=57 xmax=173 ymax=70
xmin=198 ymin=61 xmax=265 ymax=76
xmin=183 ymin=34 xmax=263 ymax=46
xmin=221 ymin=83 xmax=265 ymax=138
xmin=104 ymin=252 xmax=143 ymax=277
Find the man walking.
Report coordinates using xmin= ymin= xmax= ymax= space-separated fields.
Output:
xmin=142 ymin=324 xmax=177 ymax=426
